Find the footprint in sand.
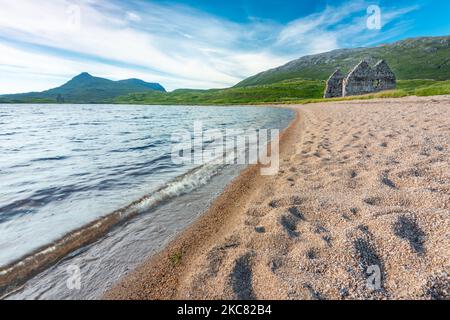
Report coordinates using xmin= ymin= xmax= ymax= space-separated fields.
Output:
xmin=268 ymin=196 xmax=304 ymax=209
xmin=205 ymin=235 xmax=241 ymax=277
xmin=380 ymin=174 xmax=398 ymax=189
xmin=268 ymin=200 xmax=281 ymax=208
xmin=306 ymin=248 xmax=319 ymax=260
xmin=353 ymin=237 xmax=383 ymax=280
xmin=228 ymin=252 xmax=256 ymax=300
xmin=303 ymin=283 xmax=326 ymax=300
xmin=288 ymin=206 xmax=305 ymax=220
xmin=322 ymin=235 xmax=332 ymax=247
xmin=279 ymin=215 xmax=300 ymax=238
xmin=255 ymin=226 xmax=265 ymax=233
xmin=351 ymin=226 xmax=386 ymax=295
xmin=393 ymin=215 xmax=426 ymax=255
xmin=423 ymin=273 xmax=449 ymax=300
xmin=246 ymin=206 xmax=268 ymax=217
xmin=363 ymin=196 xmax=383 ymax=206
xmin=269 ymin=256 xmax=284 ymax=273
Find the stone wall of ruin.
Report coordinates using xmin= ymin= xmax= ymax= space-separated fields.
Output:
xmin=342 ymin=61 xmax=375 ymax=97
xmin=373 ymin=60 xmax=396 ymax=91
xmin=323 ymin=69 xmax=344 ymax=98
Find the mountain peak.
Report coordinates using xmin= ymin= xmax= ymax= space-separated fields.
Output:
xmin=63 ymin=72 xmax=98 ymax=87
xmin=73 ymin=72 xmax=93 ymax=80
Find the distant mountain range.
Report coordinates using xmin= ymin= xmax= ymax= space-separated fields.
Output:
xmin=236 ymin=35 xmax=450 ymax=87
xmin=0 ymin=73 xmax=166 ymax=103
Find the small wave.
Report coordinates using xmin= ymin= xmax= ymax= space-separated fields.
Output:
xmin=132 ymin=116 xmax=152 ymax=120
xmin=87 ymin=122 xmax=106 ymax=126
xmin=31 ymin=156 xmax=69 ymax=162
xmin=10 ymin=163 xmax=31 ymax=169
xmin=112 ymin=144 xmax=157 ymax=152
xmin=129 ymin=141 xmax=167 ymax=151
xmin=0 ymin=132 xmax=16 ymax=137
xmin=134 ymin=162 xmax=225 ymax=213
xmin=0 ymin=184 xmax=91 ymax=223
xmin=71 ymin=148 xmax=98 ymax=152
xmin=111 ymin=139 xmax=166 ymax=153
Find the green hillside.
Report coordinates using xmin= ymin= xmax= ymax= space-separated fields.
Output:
xmin=114 ymin=79 xmax=325 ymax=105
xmin=236 ymin=36 xmax=450 ymax=87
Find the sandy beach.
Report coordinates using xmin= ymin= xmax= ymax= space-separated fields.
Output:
xmin=105 ymin=95 xmax=449 ymax=300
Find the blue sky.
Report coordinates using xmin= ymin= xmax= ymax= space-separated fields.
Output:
xmin=0 ymin=0 xmax=449 ymax=93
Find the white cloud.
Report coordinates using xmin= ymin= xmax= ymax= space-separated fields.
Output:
xmin=0 ymin=0 xmax=419 ymax=93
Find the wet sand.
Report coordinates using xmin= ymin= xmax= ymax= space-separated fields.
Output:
xmin=105 ymin=96 xmax=449 ymax=300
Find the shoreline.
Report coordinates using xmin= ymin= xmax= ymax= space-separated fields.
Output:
xmin=105 ymin=95 xmax=449 ymax=300
xmin=0 ymin=105 xmax=294 ymax=299
xmin=104 ymin=106 xmax=303 ymax=299
xmin=0 ymin=158 xmax=248 ymax=299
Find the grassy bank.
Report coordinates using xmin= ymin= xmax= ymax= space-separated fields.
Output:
xmin=113 ymin=79 xmax=325 ymax=105
xmin=113 ymin=79 xmax=450 ymax=105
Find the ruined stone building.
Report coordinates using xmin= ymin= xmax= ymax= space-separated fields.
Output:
xmin=373 ymin=60 xmax=396 ymax=91
xmin=324 ymin=60 xmax=396 ymax=98
xmin=342 ymin=60 xmax=376 ymax=97
xmin=323 ymin=69 xmax=344 ymax=98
